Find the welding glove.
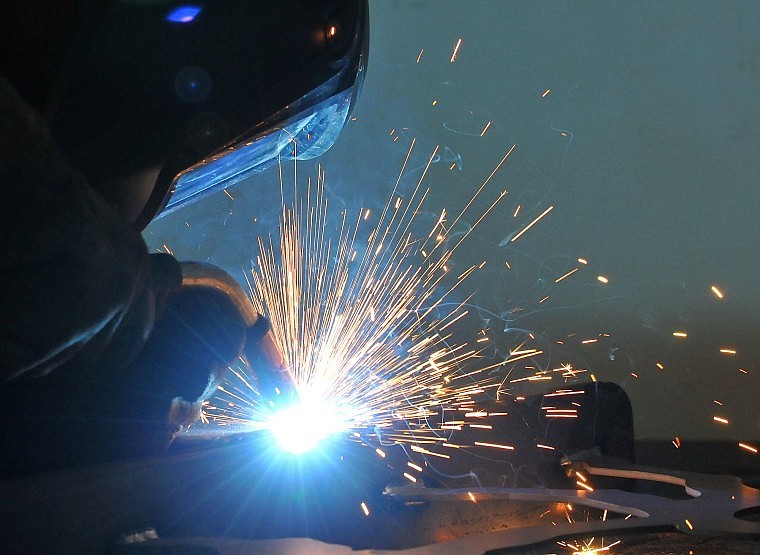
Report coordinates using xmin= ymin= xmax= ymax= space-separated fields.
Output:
xmin=179 ymin=261 xmax=296 ymax=408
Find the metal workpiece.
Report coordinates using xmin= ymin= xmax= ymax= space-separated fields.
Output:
xmin=2 ymin=434 xmax=759 ymax=554
xmin=383 ymin=458 xmax=760 ymax=554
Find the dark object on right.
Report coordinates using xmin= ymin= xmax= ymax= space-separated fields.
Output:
xmin=394 ymin=382 xmax=635 ymax=490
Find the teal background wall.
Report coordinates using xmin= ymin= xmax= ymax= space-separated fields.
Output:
xmin=146 ymin=1 xmax=760 ymax=443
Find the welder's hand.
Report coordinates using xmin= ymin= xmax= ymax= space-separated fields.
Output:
xmin=244 ymin=316 xmax=297 ymax=407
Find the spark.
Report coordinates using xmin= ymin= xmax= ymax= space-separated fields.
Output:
xmin=567 ymin=541 xmax=621 ymax=555
xmin=360 ymin=502 xmax=370 ymax=516
xmin=503 ymin=349 xmax=544 ymax=365
xmin=480 ymin=121 xmax=492 ymax=137
xmin=199 ymin=135 xmax=576 ymax=483
xmin=510 ymin=374 xmax=550 ymax=383
xmin=410 ymin=445 xmax=451 ymax=459
xmin=720 ymin=348 xmax=736 ymax=355
xmin=544 ymin=408 xmax=578 ymax=416
xmin=450 ymin=38 xmax=462 ymax=62
xmin=672 ymin=331 xmax=687 ymax=338
xmin=223 ymin=188 xmax=234 ymax=200
xmin=555 ymin=268 xmax=579 ymax=283
xmin=739 ymin=442 xmax=758 ymax=454
xmin=541 ymin=88 xmax=551 ymax=98
xmin=555 ymin=500 xmax=622 ymax=553
xmin=576 ymin=480 xmax=594 ymax=492
xmin=711 ymin=285 xmax=724 ymax=299
xmin=416 ymin=48 xmax=424 ymax=63
xmin=510 ymin=205 xmax=554 ymax=243
xmin=545 ymin=390 xmax=584 ymax=397
xmin=713 ymin=416 xmax=729 ymax=425
xmin=577 ymin=258 xmax=588 ymax=264
xmin=439 ymin=310 xmax=469 ymax=331
xmin=474 ymin=441 xmax=514 ymax=450
xmin=596 ymin=275 xmax=609 ymax=284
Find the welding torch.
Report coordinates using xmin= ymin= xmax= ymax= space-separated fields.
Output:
xmin=244 ymin=317 xmax=297 ymax=406
xmin=180 ymin=262 xmax=297 ymax=405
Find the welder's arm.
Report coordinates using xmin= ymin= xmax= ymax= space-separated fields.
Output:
xmin=244 ymin=316 xmax=297 ymax=405
xmin=0 ymin=75 xmax=168 ymax=379
xmin=177 ymin=262 xmax=296 ymax=405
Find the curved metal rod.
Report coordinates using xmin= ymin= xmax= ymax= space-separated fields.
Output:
xmin=179 ymin=261 xmax=259 ymax=327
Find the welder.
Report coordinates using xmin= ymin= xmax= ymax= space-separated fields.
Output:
xmin=0 ymin=0 xmax=367 ymax=477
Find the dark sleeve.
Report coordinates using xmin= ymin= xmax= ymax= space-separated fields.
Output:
xmin=0 ymin=75 xmax=155 ymax=379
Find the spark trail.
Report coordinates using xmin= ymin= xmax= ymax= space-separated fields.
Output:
xmin=205 ymin=139 xmax=515 ymax=449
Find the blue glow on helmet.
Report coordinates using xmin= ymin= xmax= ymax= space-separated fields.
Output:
xmin=166 ymin=6 xmax=202 ymax=24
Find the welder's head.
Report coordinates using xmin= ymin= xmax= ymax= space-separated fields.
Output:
xmin=0 ymin=0 xmax=368 ymax=229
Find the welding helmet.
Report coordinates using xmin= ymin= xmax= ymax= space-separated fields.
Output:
xmin=0 ymin=0 xmax=368 ymax=229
